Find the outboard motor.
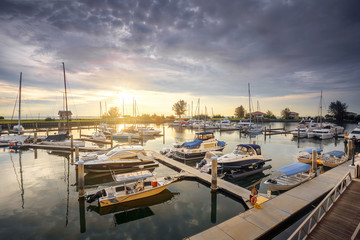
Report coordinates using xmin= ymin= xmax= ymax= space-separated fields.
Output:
xmin=198 ymin=159 xmax=207 ymax=168
xmin=86 ymin=189 xmax=105 ymax=203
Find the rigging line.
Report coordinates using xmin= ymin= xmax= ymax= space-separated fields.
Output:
xmin=10 ymin=153 xmax=21 ymax=192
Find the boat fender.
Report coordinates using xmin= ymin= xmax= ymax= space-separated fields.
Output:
xmin=251 ymin=188 xmax=258 ymax=196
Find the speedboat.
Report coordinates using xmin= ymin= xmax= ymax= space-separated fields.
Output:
xmin=40 ymin=133 xmax=85 ymax=147
xmin=321 ymin=150 xmax=347 ymax=168
xmin=198 ymin=144 xmax=272 ymax=177
xmin=76 ymin=145 xmax=158 ymax=173
xmin=264 ymin=162 xmax=315 ymax=191
xmin=297 ymin=148 xmax=323 ymax=164
xmin=172 ymin=132 xmax=226 ymax=160
xmin=86 ymin=170 xmax=179 ymax=207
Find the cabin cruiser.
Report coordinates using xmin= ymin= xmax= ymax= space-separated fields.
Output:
xmin=41 ymin=133 xmax=86 ymax=147
xmin=346 ymin=123 xmax=360 ymax=144
xmin=235 ymin=119 xmax=254 ymax=131
xmin=216 ymin=118 xmax=232 ymax=128
xmin=291 ymin=126 xmax=309 ymax=138
xmin=160 ymin=142 xmax=184 ymax=158
xmin=264 ymin=162 xmax=315 ymax=191
xmin=172 ymin=132 xmax=226 ymax=160
xmin=76 ymin=145 xmax=158 ymax=173
xmin=86 ymin=170 xmax=179 ymax=207
xmin=137 ymin=126 xmax=161 ymax=136
xmin=308 ymin=123 xmax=344 ymax=139
xmin=198 ymin=144 xmax=272 ymax=176
xmin=297 ymin=148 xmax=323 ymax=164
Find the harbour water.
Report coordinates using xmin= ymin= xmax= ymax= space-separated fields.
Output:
xmin=0 ymin=122 xmax=357 ymax=239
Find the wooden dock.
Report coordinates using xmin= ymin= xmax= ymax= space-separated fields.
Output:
xmin=187 ymin=160 xmax=354 ymax=240
xmin=307 ymin=179 xmax=360 ymax=240
xmin=150 ymin=152 xmax=252 ymax=204
xmin=26 ymin=143 xmax=103 ymax=152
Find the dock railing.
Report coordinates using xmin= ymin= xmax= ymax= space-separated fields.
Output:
xmin=288 ymin=171 xmax=352 ymax=240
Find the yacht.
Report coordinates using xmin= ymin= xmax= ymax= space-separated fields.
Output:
xmin=198 ymin=144 xmax=271 ymax=174
xmin=346 ymin=123 xmax=360 ymax=144
xmin=172 ymin=132 xmax=226 ymax=160
xmin=311 ymin=123 xmax=344 ymax=140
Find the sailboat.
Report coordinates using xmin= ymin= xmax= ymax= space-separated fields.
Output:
xmin=246 ymin=83 xmax=263 ymax=135
xmin=41 ymin=63 xmax=85 ymax=147
xmin=13 ymin=72 xmax=25 ymax=134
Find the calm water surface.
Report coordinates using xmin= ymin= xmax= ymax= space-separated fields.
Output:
xmin=0 ymin=122 xmax=357 ymax=239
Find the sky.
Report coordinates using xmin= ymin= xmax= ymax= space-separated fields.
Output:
xmin=0 ymin=0 xmax=359 ymax=118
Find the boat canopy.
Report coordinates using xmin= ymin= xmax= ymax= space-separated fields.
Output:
xmin=113 ymin=170 xmax=153 ymax=183
xmin=236 ymin=144 xmax=261 ymax=155
xmin=182 ymin=139 xmax=203 ymax=149
xmin=217 ymin=140 xmax=226 ymax=147
xmin=324 ymin=150 xmax=345 ymax=158
xmin=275 ymin=162 xmax=311 ymax=176
xmin=301 ymin=148 xmax=323 ymax=154
xmin=195 ymin=132 xmax=214 ymax=140
xmin=45 ymin=133 xmax=67 ymax=141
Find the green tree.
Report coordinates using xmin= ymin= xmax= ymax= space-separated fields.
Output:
xmin=234 ymin=105 xmax=246 ymax=118
xmin=328 ymin=101 xmax=348 ymax=123
xmin=281 ymin=108 xmax=291 ymax=119
xmin=172 ymin=100 xmax=187 ymax=118
xmin=103 ymin=106 xmax=120 ymax=119
xmin=264 ymin=110 xmax=276 ymax=119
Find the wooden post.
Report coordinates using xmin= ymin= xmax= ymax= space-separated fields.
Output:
xmin=75 ymin=144 xmax=80 ymax=161
xmin=348 ymin=139 xmax=352 ymax=160
xmin=141 ymin=129 xmax=144 ymax=146
xmin=264 ymin=126 xmax=267 ymax=141
xmin=34 ymin=132 xmax=37 ymax=143
xmin=297 ymin=128 xmax=300 ymax=138
xmin=46 ymin=128 xmax=49 ymax=136
xmin=77 ymin=159 xmax=85 ymax=197
xmin=110 ymin=132 xmax=113 ymax=148
xmin=128 ymin=136 xmax=131 ymax=144
xmin=35 ymin=122 xmax=38 ymax=132
xmin=163 ymin=124 xmax=165 ymax=144
xmin=70 ymin=135 xmax=74 ymax=150
xmin=211 ymin=156 xmax=218 ymax=191
xmin=79 ymin=125 xmax=82 ymax=137
xmin=253 ymin=141 xmax=256 ymax=145
xmin=335 ymin=128 xmax=337 ymax=138
xmin=312 ymin=149 xmax=318 ymax=175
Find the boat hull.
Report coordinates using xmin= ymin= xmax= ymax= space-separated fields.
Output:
xmin=173 ymin=146 xmax=225 ymax=161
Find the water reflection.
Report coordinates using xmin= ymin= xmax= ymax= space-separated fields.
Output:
xmin=9 ymin=151 xmax=25 ymax=209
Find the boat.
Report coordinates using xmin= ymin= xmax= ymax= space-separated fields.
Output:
xmin=41 ymin=133 xmax=86 ymax=147
xmin=321 ymin=150 xmax=347 ymax=168
xmin=245 ymin=83 xmax=263 ymax=135
xmin=291 ymin=126 xmax=309 ymax=138
xmin=345 ymin=123 xmax=360 ymax=144
xmin=12 ymin=72 xmax=25 ymax=134
xmin=297 ymin=148 xmax=323 ymax=164
xmin=172 ymin=132 xmax=226 ymax=160
xmin=160 ymin=141 xmax=184 ymax=158
xmin=137 ymin=126 xmax=161 ymax=136
xmin=91 ymin=130 xmax=106 ymax=141
xmin=76 ymin=145 xmax=159 ymax=173
xmin=264 ymin=162 xmax=315 ymax=191
xmin=198 ymin=144 xmax=271 ymax=175
xmin=86 ymin=170 xmax=179 ymax=207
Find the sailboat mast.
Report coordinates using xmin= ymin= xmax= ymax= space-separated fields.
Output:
xmin=248 ymin=83 xmax=251 ymax=123
xmin=62 ymin=62 xmax=69 ymax=135
xmin=18 ymin=72 xmax=22 ymax=131
xmin=320 ymin=90 xmax=323 ymax=127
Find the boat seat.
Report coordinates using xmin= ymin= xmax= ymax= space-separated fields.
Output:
xmin=144 ymin=181 xmax=152 ymax=186
xmin=116 ymin=186 xmax=125 ymax=192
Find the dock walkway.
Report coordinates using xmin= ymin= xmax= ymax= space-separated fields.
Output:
xmin=307 ymin=179 xmax=360 ymax=240
xmin=150 ymin=152 xmax=251 ymax=202
xmin=188 ymin=161 xmax=353 ymax=240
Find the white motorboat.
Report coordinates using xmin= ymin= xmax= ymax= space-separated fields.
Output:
xmin=172 ymin=132 xmax=226 ymax=160
xmin=321 ymin=150 xmax=347 ymax=168
xmin=291 ymin=126 xmax=309 ymax=138
xmin=86 ymin=170 xmax=179 ymax=207
xmin=297 ymin=148 xmax=323 ymax=164
xmin=311 ymin=123 xmax=344 ymax=140
xmin=92 ymin=130 xmax=106 ymax=141
xmin=264 ymin=163 xmax=315 ymax=191
xmin=137 ymin=126 xmax=161 ymax=136
xmin=41 ymin=133 xmax=85 ymax=147
xmin=198 ymin=144 xmax=271 ymax=175
xmin=346 ymin=123 xmax=360 ymax=144
xmin=76 ymin=145 xmax=158 ymax=173
xmin=160 ymin=141 xmax=183 ymax=158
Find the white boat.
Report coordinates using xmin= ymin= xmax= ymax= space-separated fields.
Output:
xmin=311 ymin=123 xmax=344 ymax=140
xmin=346 ymin=123 xmax=360 ymax=144
xmin=216 ymin=118 xmax=232 ymax=128
xmin=160 ymin=141 xmax=183 ymax=158
xmin=12 ymin=73 xmax=25 ymax=134
xmin=91 ymin=130 xmax=106 ymax=141
xmin=264 ymin=163 xmax=315 ymax=191
xmin=321 ymin=150 xmax=347 ymax=168
xmin=76 ymin=145 xmax=158 ymax=173
xmin=297 ymin=148 xmax=323 ymax=164
xmin=86 ymin=170 xmax=179 ymax=207
xmin=41 ymin=133 xmax=86 ymax=147
xmin=172 ymin=132 xmax=226 ymax=160
xmin=291 ymin=126 xmax=309 ymax=138
xmin=137 ymin=126 xmax=161 ymax=136
xmin=198 ymin=144 xmax=271 ymax=174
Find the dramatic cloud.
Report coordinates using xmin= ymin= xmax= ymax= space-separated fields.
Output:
xmin=0 ymin=0 xmax=359 ymax=116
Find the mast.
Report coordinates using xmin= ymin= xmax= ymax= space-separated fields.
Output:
xmin=62 ymin=62 xmax=69 ymax=135
xmin=320 ymin=90 xmax=323 ymax=127
xmin=18 ymin=72 xmax=22 ymax=133
xmin=248 ymin=83 xmax=251 ymax=123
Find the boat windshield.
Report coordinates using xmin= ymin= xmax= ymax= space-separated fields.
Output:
xmin=235 ymin=146 xmax=258 ymax=155
xmin=351 ymin=130 xmax=360 ymax=134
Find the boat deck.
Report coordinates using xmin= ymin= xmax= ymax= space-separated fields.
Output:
xmin=307 ymin=179 xmax=360 ymax=240
xmin=187 ymin=160 xmax=353 ymax=240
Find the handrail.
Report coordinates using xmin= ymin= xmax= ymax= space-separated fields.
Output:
xmin=288 ymin=171 xmax=352 ymax=240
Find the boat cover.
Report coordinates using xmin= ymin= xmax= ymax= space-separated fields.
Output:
xmin=113 ymin=170 xmax=153 ymax=183
xmin=275 ymin=162 xmax=311 ymax=176
xmin=182 ymin=139 xmax=203 ymax=149
xmin=217 ymin=140 xmax=226 ymax=147
xmin=45 ymin=133 xmax=67 ymax=141
xmin=301 ymin=148 xmax=323 ymax=154
xmin=324 ymin=150 xmax=345 ymax=158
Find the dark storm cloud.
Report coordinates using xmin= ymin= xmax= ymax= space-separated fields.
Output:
xmin=0 ymin=0 xmax=359 ymax=100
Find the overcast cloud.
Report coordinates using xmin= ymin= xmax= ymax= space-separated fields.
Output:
xmin=0 ymin=0 xmax=359 ymax=116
